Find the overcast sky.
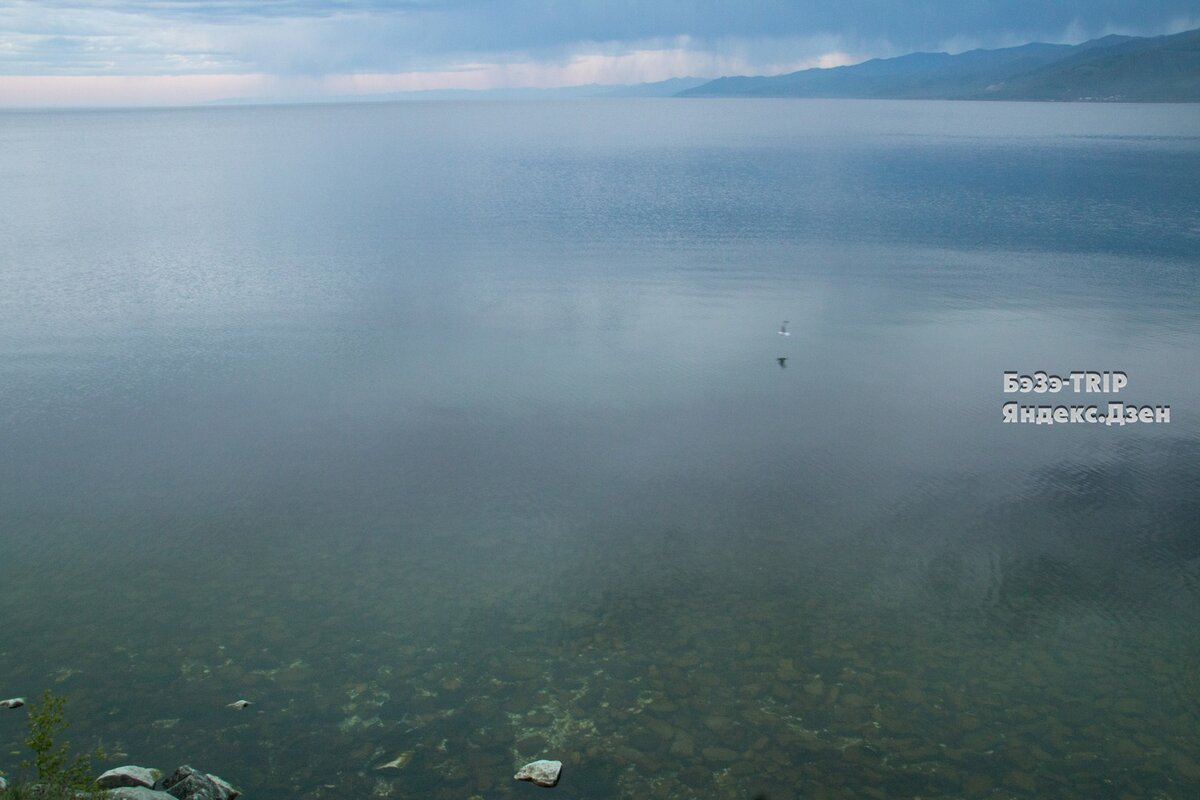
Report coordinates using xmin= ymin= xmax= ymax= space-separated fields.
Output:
xmin=2 ymin=1 xmax=1198 ymax=106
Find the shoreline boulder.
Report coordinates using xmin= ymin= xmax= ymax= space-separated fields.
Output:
xmin=108 ymin=789 xmax=177 ymax=800
xmin=98 ymin=766 xmax=163 ymax=790
xmin=161 ymin=765 xmax=239 ymax=800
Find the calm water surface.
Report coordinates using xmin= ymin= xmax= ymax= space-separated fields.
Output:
xmin=1 ymin=99 xmax=1199 ymax=799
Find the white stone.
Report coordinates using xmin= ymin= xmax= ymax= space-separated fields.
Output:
xmin=97 ymin=766 xmax=162 ymax=790
xmin=375 ymin=751 xmax=413 ymax=773
xmin=513 ymin=759 xmax=562 ymax=788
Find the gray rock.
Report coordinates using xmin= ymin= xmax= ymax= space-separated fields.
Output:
xmin=98 ymin=766 xmax=163 ymax=789
xmin=161 ymin=766 xmax=236 ymax=800
xmin=107 ymin=789 xmax=177 ymax=800
xmin=513 ymin=759 xmax=562 ymax=788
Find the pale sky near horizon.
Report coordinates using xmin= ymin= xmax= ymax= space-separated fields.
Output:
xmin=1 ymin=1 xmax=1199 ymax=106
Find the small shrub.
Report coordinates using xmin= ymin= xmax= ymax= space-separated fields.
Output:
xmin=18 ymin=688 xmax=107 ymax=794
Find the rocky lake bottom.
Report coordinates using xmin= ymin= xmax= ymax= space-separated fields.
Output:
xmin=3 ymin=497 xmax=1199 ymax=800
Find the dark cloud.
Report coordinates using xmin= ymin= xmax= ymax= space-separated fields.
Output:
xmin=420 ymin=1 xmax=1200 ymax=51
xmin=2 ymin=1 xmax=1199 ymax=77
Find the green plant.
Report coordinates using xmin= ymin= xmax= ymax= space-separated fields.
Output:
xmin=19 ymin=688 xmax=107 ymax=792
xmin=2 ymin=783 xmax=99 ymax=800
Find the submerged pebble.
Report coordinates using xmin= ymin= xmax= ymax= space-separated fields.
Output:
xmin=375 ymin=751 xmax=414 ymax=773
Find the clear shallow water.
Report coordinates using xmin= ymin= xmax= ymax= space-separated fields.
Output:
xmin=0 ymin=99 xmax=1198 ymax=799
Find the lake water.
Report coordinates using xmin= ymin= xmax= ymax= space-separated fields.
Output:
xmin=1 ymin=99 xmax=1198 ymax=799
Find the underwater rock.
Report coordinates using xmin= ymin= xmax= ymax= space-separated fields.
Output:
xmin=503 ymin=659 xmax=542 ymax=681
xmin=669 ymin=732 xmax=695 ymax=757
xmin=1004 ymin=770 xmax=1037 ymax=792
xmin=375 ymin=751 xmax=414 ymax=773
xmin=513 ymin=759 xmax=562 ymax=788
xmin=107 ymin=789 xmax=177 ymax=800
xmin=98 ymin=766 xmax=163 ymax=789
xmin=643 ymin=717 xmax=675 ymax=739
xmin=161 ymin=765 xmax=238 ymax=800
xmin=0 ymin=698 xmax=24 ymax=709
xmin=701 ymin=746 xmax=740 ymax=763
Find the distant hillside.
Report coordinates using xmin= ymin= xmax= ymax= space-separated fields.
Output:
xmin=977 ymin=28 xmax=1200 ymax=101
xmin=596 ymin=77 xmax=709 ymax=97
xmin=680 ymin=28 xmax=1200 ymax=102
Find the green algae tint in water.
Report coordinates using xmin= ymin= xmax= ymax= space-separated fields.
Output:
xmin=1 ymin=99 xmax=1199 ymax=799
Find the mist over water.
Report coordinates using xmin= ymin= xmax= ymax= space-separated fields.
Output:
xmin=1 ymin=99 xmax=1198 ymax=799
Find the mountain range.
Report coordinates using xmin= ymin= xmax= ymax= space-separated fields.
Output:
xmin=679 ymin=27 xmax=1200 ymax=102
xmin=206 ymin=29 xmax=1200 ymax=107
